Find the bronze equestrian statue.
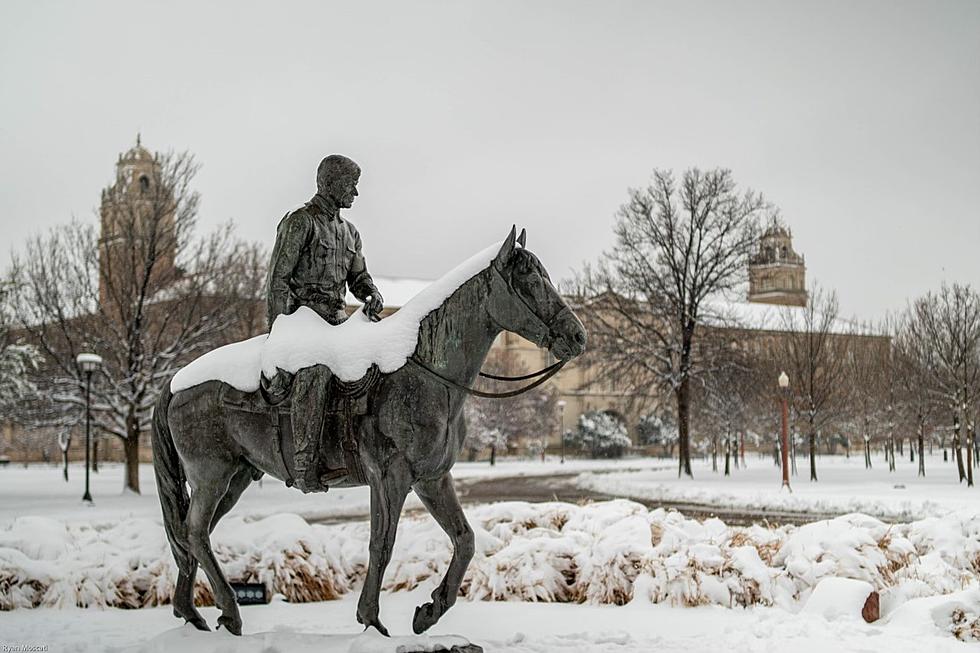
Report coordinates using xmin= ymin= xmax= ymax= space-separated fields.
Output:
xmin=152 ymin=225 xmax=586 ymax=638
xmin=266 ymin=154 xmax=385 ymax=492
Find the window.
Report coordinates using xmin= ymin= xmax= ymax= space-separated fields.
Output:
xmin=139 ymin=175 xmax=150 ymax=194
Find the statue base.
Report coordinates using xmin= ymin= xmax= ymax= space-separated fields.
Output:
xmin=405 ymin=646 xmax=482 ymax=653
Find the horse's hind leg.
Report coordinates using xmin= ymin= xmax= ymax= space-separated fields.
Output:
xmin=184 ymin=459 xmax=244 ymax=635
xmin=173 ymin=462 xmax=255 ymax=629
xmin=210 ymin=462 xmax=256 ymax=531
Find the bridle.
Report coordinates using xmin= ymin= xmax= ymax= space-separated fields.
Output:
xmin=407 ymin=260 xmax=571 ymax=399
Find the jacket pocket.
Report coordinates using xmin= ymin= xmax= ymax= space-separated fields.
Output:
xmin=316 ymin=238 xmax=355 ymax=278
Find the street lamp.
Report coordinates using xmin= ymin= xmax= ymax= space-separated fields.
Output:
xmin=778 ymin=371 xmax=791 ymax=492
xmin=557 ymin=400 xmax=567 ymax=464
xmin=76 ymin=352 xmax=103 ymax=504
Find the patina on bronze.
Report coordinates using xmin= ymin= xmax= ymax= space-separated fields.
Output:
xmin=264 ymin=154 xmax=386 ymax=491
xmin=152 ymin=227 xmax=587 ymax=641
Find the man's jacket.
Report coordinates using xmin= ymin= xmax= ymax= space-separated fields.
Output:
xmin=266 ymin=193 xmax=376 ymax=328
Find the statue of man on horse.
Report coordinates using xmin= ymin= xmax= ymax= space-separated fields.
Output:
xmin=155 ymin=161 xmax=587 ymax=638
xmin=265 ymin=154 xmax=385 ymax=492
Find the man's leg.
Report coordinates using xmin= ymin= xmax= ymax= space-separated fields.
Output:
xmin=290 ymin=364 xmax=331 ymax=492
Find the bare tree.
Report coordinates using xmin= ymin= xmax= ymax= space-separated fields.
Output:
xmin=696 ymin=342 xmax=757 ymax=476
xmin=9 ymin=150 xmax=262 ymax=493
xmin=574 ymin=168 xmax=767 ymax=477
xmin=904 ymin=283 xmax=980 ymax=485
xmin=776 ymin=285 xmax=851 ymax=482
xmin=0 ymin=279 xmax=42 ymax=417
xmin=893 ymin=315 xmax=940 ymax=477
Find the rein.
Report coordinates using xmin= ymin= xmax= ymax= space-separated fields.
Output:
xmin=408 ymin=357 xmax=566 ymax=399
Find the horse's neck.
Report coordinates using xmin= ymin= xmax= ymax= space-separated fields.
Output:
xmin=415 ymin=270 xmax=499 ymax=387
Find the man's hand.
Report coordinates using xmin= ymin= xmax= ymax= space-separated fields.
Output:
xmin=362 ymin=290 xmax=384 ymax=322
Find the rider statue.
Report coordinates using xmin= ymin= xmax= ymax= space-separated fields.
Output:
xmin=265 ymin=154 xmax=384 ymax=491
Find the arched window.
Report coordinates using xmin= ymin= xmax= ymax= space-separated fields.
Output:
xmin=139 ymin=175 xmax=150 ymax=194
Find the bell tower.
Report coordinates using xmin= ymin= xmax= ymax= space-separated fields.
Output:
xmin=98 ymin=136 xmax=177 ymax=306
xmin=747 ymin=219 xmax=807 ymax=307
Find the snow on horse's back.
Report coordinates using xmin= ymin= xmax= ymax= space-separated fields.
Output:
xmin=170 ymin=241 xmax=503 ymax=394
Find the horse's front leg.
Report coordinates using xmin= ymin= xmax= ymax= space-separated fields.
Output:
xmin=411 ymin=472 xmax=475 ymax=634
xmin=356 ymin=459 xmax=412 ymax=636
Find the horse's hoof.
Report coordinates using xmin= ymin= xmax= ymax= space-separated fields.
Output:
xmin=361 ymin=621 xmax=390 ymax=637
xmin=413 ymin=602 xmax=440 ymax=634
xmin=217 ymin=615 xmax=242 ymax=636
xmin=185 ymin=616 xmax=211 ymax=632
xmin=174 ymin=606 xmax=211 ymax=631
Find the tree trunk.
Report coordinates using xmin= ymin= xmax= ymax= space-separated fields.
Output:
xmin=676 ymin=379 xmax=693 ymax=478
xmin=489 ymin=445 xmax=496 ymax=466
xmin=791 ymin=436 xmax=797 ymax=476
xmin=92 ymin=437 xmax=99 ymax=473
xmin=917 ymin=421 xmax=926 ymax=477
xmin=724 ymin=429 xmax=731 ymax=476
xmin=954 ymin=415 xmax=965 ymax=482
xmin=123 ymin=434 xmax=140 ymax=494
xmin=711 ymin=434 xmax=718 ymax=472
xmin=809 ymin=419 xmax=817 ymax=482
xmin=864 ymin=437 xmax=872 ymax=469
xmin=122 ymin=407 xmax=142 ymax=493
xmin=968 ymin=428 xmax=975 ymax=488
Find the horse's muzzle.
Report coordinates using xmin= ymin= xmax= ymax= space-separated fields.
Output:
xmin=549 ymin=311 xmax=587 ymax=361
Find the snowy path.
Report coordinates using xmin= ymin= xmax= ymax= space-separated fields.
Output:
xmin=0 ymin=458 xmax=669 ymax=527
xmin=577 ymin=453 xmax=980 ymax=521
xmin=0 ymin=586 xmax=973 ymax=653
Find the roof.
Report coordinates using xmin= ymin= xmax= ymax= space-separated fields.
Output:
xmin=704 ymin=297 xmax=871 ymax=336
xmin=349 ymin=278 xmax=878 ymax=338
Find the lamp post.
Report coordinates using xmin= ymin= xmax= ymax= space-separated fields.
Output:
xmin=76 ymin=353 xmax=103 ymax=504
xmin=557 ymin=400 xmax=567 ymax=464
xmin=778 ymin=371 xmax=791 ymax=492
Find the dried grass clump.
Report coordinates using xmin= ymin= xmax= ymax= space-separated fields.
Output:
xmin=951 ymin=607 xmax=980 ymax=642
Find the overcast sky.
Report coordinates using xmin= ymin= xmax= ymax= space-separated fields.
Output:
xmin=1 ymin=0 xmax=978 ymax=320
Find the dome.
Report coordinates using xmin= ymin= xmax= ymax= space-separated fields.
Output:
xmin=119 ymin=134 xmax=153 ymax=164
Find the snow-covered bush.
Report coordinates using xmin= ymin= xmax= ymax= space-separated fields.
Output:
xmin=569 ymin=411 xmax=631 ymax=458
xmin=3 ymin=502 xmax=980 ymax=620
xmin=637 ymin=412 xmax=678 ymax=456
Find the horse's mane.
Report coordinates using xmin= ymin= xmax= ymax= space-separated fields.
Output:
xmin=414 ymin=267 xmax=491 ymax=363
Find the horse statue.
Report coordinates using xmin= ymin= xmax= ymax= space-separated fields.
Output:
xmin=151 ymin=226 xmax=587 ymax=637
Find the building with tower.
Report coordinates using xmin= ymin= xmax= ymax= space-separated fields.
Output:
xmin=747 ymin=220 xmax=807 ymax=307
xmin=98 ymin=135 xmax=177 ymax=307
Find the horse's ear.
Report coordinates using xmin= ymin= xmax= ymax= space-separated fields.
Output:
xmin=494 ymin=225 xmax=517 ymax=270
xmin=517 ymin=228 xmax=526 ymax=248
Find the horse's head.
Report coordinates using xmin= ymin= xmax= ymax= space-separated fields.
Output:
xmin=486 ymin=226 xmax=587 ymax=361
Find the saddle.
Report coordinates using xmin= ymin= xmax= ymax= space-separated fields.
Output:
xmin=220 ymin=364 xmax=382 ymax=491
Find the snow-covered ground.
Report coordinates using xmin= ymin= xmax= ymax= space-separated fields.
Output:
xmin=0 ymin=458 xmax=667 ymax=526
xmin=577 ymin=453 xmax=980 ymax=521
xmin=2 ymin=499 xmax=979 ymax=650
xmin=2 ymin=585 xmax=976 ymax=652
xmin=3 ymin=457 xmax=980 ymax=651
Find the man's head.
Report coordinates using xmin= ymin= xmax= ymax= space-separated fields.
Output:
xmin=316 ymin=155 xmax=361 ymax=209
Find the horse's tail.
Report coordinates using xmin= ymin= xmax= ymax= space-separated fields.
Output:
xmin=151 ymin=381 xmax=193 ymax=573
